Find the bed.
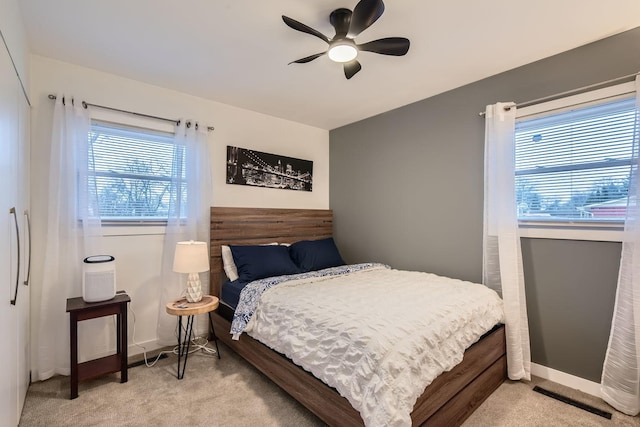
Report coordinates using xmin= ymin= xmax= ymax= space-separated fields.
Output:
xmin=209 ymin=207 xmax=506 ymax=427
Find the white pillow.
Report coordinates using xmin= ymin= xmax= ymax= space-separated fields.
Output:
xmin=221 ymin=245 xmax=238 ymax=281
xmin=221 ymin=243 xmax=278 ymax=281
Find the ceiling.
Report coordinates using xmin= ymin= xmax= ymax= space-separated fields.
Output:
xmin=18 ymin=0 xmax=640 ymax=130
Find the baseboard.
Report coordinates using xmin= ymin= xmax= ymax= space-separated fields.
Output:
xmin=531 ymin=363 xmax=602 ymax=398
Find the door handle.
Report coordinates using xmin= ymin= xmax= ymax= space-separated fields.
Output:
xmin=9 ymin=207 xmax=20 ymax=305
xmin=23 ymin=210 xmax=31 ymax=286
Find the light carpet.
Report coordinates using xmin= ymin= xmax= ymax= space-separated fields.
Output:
xmin=19 ymin=342 xmax=640 ymax=426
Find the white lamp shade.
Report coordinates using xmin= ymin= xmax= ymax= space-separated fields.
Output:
xmin=173 ymin=241 xmax=210 ymax=273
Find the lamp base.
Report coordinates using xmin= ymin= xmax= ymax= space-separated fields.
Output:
xmin=185 ymin=273 xmax=202 ymax=303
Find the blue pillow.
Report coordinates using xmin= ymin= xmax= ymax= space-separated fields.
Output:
xmin=229 ymin=245 xmax=301 ymax=283
xmin=288 ymin=238 xmax=345 ymax=272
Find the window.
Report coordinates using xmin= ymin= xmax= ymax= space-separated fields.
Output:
xmin=514 ymin=82 xmax=637 ymax=238
xmin=88 ymin=121 xmax=185 ymax=222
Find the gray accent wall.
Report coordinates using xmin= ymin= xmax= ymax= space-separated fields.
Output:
xmin=330 ymin=27 xmax=640 ymax=382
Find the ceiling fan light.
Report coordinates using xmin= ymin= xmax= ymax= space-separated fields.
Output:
xmin=328 ymin=43 xmax=358 ymax=63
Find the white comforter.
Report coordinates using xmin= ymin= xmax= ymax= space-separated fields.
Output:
xmin=243 ymin=265 xmax=504 ymax=427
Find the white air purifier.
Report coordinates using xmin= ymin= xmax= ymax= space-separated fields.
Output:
xmin=82 ymin=255 xmax=117 ymax=303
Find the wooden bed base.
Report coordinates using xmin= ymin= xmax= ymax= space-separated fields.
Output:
xmin=209 ymin=207 xmax=507 ymax=426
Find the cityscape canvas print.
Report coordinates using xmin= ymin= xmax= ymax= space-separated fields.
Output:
xmin=226 ymin=146 xmax=313 ymax=191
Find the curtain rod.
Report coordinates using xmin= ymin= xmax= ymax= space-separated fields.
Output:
xmin=478 ymin=71 xmax=639 ymax=116
xmin=1 ymin=29 xmax=31 ymax=107
xmin=47 ymin=94 xmax=214 ymax=131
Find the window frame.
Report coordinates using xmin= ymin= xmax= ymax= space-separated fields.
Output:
xmin=86 ymin=109 xmax=180 ymax=233
xmin=515 ymin=80 xmax=637 ymax=242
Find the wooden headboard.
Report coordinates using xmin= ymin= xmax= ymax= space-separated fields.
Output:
xmin=209 ymin=207 xmax=333 ymax=297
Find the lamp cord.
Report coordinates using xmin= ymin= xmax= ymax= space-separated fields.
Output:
xmin=129 ymin=304 xmax=217 ymax=368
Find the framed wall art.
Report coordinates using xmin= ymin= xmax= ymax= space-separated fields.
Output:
xmin=226 ymin=146 xmax=313 ymax=192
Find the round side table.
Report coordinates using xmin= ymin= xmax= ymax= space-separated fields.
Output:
xmin=166 ymin=295 xmax=220 ymax=379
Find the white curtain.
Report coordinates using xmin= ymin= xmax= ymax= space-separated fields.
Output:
xmin=33 ymin=95 xmax=111 ymax=381
xmin=601 ymin=75 xmax=640 ymax=416
xmin=483 ymin=102 xmax=531 ymax=381
xmin=156 ymin=120 xmax=212 ymax=345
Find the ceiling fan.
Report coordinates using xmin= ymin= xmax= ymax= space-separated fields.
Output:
xmin=282 ymin=0 xmax=410 ymax=79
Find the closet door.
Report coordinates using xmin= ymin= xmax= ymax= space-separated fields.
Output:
xmin=0 ymin=39 xmax=20 ymax=427
xmin=16 ymin=82 xmax=30 ymax=417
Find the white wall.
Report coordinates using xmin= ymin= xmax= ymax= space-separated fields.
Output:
xmin=29 ymin=55 xmax=329 ymax=356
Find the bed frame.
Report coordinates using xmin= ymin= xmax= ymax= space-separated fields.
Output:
xmin=209 ymin=207 xmax=506 ymax=427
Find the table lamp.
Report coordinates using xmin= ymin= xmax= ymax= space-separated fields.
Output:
xmin=173 ymin=241 xmax=209 ymax=303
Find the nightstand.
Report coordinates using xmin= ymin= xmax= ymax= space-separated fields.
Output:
xmin=66 ymin=292 xmax=130 ymax=399
xmin=165 ymin=295 xmax=220 ymax=379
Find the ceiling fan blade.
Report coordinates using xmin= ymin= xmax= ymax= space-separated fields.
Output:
xmin=288 ymin=52 xmax=327 ymax=64
xmin=358 ymin=37 xmax=410 ymax=56
xmin=282 ymin=15 xmax=330 ymax=44
xmin=348 ymin=0 xmax=385 ymax=37
xmin=343 ymin=60 xmax=362 ymax=79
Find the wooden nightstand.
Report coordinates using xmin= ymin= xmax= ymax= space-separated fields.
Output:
xmin=66 ymin=292 xmax=130 ymax=399
xmin=165 ymin=295 xmax=220 ymax=379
